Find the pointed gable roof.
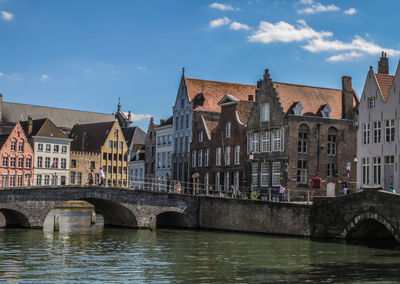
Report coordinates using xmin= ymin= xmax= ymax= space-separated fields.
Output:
xmin=70 ymin=121 xmax=115 ymax=152
xmin=122 ymin=126 xmax=146 ymax=147
xmin=185 ymin=77 xmax=256 ymax=112
xmin=375 ymin=73 xmax=395 ymax=102
xmin=20 ymin=118 xmax=67 ymax=139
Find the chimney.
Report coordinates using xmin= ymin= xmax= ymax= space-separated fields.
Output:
xmin=342 ymin=76 xmax=353 ymax=120
xmin=28 ymin=116 xmax=33 ymax=137
xmin=248 ymin=95 xmax=254 ymax=101
xmin=378 ymin=51 xmax=389 ymax=74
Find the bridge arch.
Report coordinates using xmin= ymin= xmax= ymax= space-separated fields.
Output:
xmin=340 ymin=211 xmax=399 ymax=242
xmin=153 ymin=208 xmax=197 ymax=228
xmin=0 ymin=207 xmax=31 ymax=228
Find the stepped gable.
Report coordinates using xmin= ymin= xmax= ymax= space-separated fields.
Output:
xmin=70 ymin=121 xmax=115 ymax=152
xmin=185 ymin=77 xmax=256 ymax=112
xmin=273 ymin=82 xmax=347 ymax=119
xmin=375 ymin=73 xmax=395 ymax=102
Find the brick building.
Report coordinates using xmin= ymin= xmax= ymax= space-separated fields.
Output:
xmin=247 ymin=69 xmax=358 ymax=200
xmin=190 ymin=95 xmax=253 ymax=194
xmin=144 ymin=117 xmax=158 ymax=181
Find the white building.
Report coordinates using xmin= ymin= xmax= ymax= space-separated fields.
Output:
xmin=21 ymin=117 xmax=71 ymax=186
xmin=155 ymin=117 xmax=173 ymax=190
xmin=129 ymin=151 xmax=145 ymax=190
xmin=357 ymin=53 xmax=400 ymax=190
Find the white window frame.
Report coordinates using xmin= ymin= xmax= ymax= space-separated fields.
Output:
xmin=192 ymin=150 xmax=197 ymax=168
xmin=234 ymin=146 xmax=240 ymax=165
xmin=261 ymin=103 xmax=270 ymax=122
xmin=362 ymin=157 xmax=370 ymax=186
xmin=368 ymin=97 xmax=376 ymax=109
xmin=261 ymin=162 xmax=269 ymax=187
xmin=215 ymin=172 xmax=220 ymax=191
xmin=205 ymin=149 xmax=209 ymax=167
xmin=204 ymin=173 xmax=209 ymax=191
xmin=216 ymin=147 xmax=221 ymax=166
xmin=272 ymin=162 xmax=281 ymax=187
xmin=373 ymin=121 xmax=381 ymax=143
xmin=272 ymin=129 xmax=282 ymax=152
xmin=234 ymin=172 xmax=239 ymax=190
xmin=250 ymin=132 xmax=259 ymax=153
xmin=198 ymin=149 xmax=202 ymax=167
xmin=199 ymin=131 xmax=203 ymax=142
xmin=226 ymin=122 xmax=231 ymax=138
xmin=225 ymin=147 xmax=231 ymax=166
xmin=251 ymin=163 xmax=258 ymax=188
xmin=373 ymin=157 xmax=381 ymax=185
xmin=261 ymin=131 xmax=270 ymax=152
xmin=297 ymin=160 xmax=307 ymax=184
xmin=363 ymin=123 xmax=370 ymax=145
xmin=385 ymin=119 xmax=395 ymax=143
xmin=224 ymin=172 xmax=229 ymax=192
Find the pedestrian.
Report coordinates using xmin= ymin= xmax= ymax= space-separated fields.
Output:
xmin=89 ymin=169 xmax=95 ymax=185
xmin=343 ymin=186 xmax=349 ymax=195
xmin=390 ymin=185 xmax=396 ymax=194
xmin=208 ymin=185 xmax=213 ymax=196
xmin=279 ymin=185 xmax=286 ymax=202
xmin=230 ymin=185 xmax=236 ymax=198
xmin=175 ymin=181 xmax=181 ymax=194
xmin=99 ymin=167 xmax=105 ymax=185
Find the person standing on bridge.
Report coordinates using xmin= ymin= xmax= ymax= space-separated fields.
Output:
xmin=175 ymin=181 xmax=181 ymax=194
xmin=99 ymin=167 xmax=105 ymax=185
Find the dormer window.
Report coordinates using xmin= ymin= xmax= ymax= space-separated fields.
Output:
xmin=320 ymin=104 xmax=331 ymax=118
xmin=368 ymin=97 xmax=376 ymax=109
xmin=293 ymin=101 xmax=304 ymax=116
xmin=261 ymin=103 xmax=270 ymax=122
xmin=199 ymin=131 xmax=203 ymax=142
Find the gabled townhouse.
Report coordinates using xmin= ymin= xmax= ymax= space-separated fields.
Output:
xmin=247 ymin=69 xmax=358 ymax=200
xmin=357 ymin=53 xmax=400 ymax=190
xmin=172 ymin=68 xmax=256 ymax=185
xmin=129 ymin=150 xmax=145 ymax=189
xmin=0 ymin=122 xmax=34 ymax=187
xmin=69 ymin=120 xmax=129 ymax=187
xmin=121 ymin=126 xmax=146 ymax=155
xmin=144 ymin=117 xmax=159 ymax=181
xmin=190 ymin=95 xmax=254 ymax=194
xmin=20 ymin=117 xmax=71 ymax=186
xmin=155 ymin=117 xmax=173 ymax=190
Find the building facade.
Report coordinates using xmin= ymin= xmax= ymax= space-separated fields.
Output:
xmin=357 ymin=53 xmax=400 ymax=190
xmin=130 ymin=151 xmax=145 ymax=189
xmin=144 ymin=118 xmax=158 ymax=181
xmin=247 ymin=69 xmax=358 ymax=200
xmin=69 ymin=151 xmax=101 ymax=185
xmin=0 ymin=122 xmax=34 ymax=187
xmin=155 ymin=117 xmax=173 ymax=190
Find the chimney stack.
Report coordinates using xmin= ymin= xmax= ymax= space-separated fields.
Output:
xmin=342 ymin=76 xmax=353 ymax=120
xmin=378 ymin=51 xmax=389 ymax=74
xmin=28 ymin=116 xmax=33 ymax=137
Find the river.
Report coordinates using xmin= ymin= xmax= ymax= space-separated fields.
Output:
xmin=1 ymin=226 xmax=400 ymax=283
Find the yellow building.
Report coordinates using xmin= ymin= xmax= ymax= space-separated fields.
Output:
xmin=70 ymin=120 xmax=129 ymax=187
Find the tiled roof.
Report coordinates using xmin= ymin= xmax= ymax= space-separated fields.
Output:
xmin=236 ymin=101 xmax=254 ymax=125
xmin=185 ymin=77 xmax=256 ymax=112
xmin=122 ymin=126 xmax=146 ymax=147
xmin=70 ymin=121 xmax=115 ymax=152
xmin=20 ymin=118 xmax=67 ymax=139
xmin=159 ymin=116 xmax=173 ymax=126
xmin=0 ymin=133 xmax=9 ymax=150
xmin=375 ymin=73 xmax=395 ymax=102
xmin=205 ymin=120 xmax=219 ymax=136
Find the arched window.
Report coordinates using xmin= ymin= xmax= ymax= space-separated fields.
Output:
xmin=298 ymin=124 xmax=309 ymax=154
xmin=328 ymin=127 xmax=338 ymax=156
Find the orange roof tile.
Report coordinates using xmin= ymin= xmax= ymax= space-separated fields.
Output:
xmin=375 ymin=73 xmax=394 ymax=102
xmin=185 ymin=78 xmax=256 ymax=112
xmin=236 ymin=101 xmax=254 ymax=125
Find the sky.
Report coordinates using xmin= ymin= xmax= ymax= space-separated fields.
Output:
xmin=1 ymin=0 xmax=400 ymax=130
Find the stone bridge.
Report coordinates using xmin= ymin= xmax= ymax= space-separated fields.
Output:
xmin=311 ymin=188 xmax=400 ymax=243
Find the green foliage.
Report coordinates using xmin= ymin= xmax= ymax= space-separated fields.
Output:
xmin=250 ymin=190 xmax=260 ymax=201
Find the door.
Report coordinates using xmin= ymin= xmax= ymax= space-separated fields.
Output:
xmin=326 ymin=182 xmax=335 ymax=197
xmin=384 ymin=164 xmax=394 ymax=190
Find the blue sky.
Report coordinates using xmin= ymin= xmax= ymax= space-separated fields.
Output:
xmin=1 ymin=0 xmax=400 ymax=130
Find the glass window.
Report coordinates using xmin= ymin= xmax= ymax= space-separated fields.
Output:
xmin=52 ymin=158 xmax=58 ymax=168
xmin=272 ymin=162 xmax=281 ymax=186
xmin=62 ymin=145 xmax=67 ymax=153
xmin=234 ymin=146 xmax=240 ymax=165
xmin=18 ymin=158 xmax=24 ymax=168
xmin=38 ymin=143 xmax=43 ymax=151
xmin=385 ymin=119 xmax=395 ymax=143
xmin=199 ymin=131 xmax=203 ymax=142
xmin=26 ymin=158 xmax=32 ymax=168
xmin=368 ymin=97 xmax=376 ymax=109
xmin=205 ymin=149 xmax=209 ymax=166
xmin=362 ymin=158 xmax=370 ymax=185
xmin=261 ymin=162 xmax=269 ymax=187
xmin=18 ymin=142 xmax=24 ymax=152
xmin=37 ymin=157 xmax=43 ymax=168
xmin=250 ymin=132 xmax=259 ymax=152
xmin=216 ymin=147 xmax=221 ymax=166
xmin=9 ymin=175 xmax=15 ymax=187
xmin=327 ymin=127 xmax=338 ymax=156
xmin=272 ymin=129 xmax=282 ymax=152
xmin=363 ymin=123 xmax=370 ymax=145
xmin=45 ymin=157 xmax=50 ymax=168
xmin=10 ymin=157 xmax=16 ymax=168
xmin=327 ymin=163 xmax=336 ymax=178
xmin=251 ymin=163 xmax=258 ymax=187
xmin=226 ymin=122 xmax=231 ymax=138
xmin=61 ymin=158 xmax=67 ymax=169
xmin=71 ymin=159 xmax=76 ymax=168
xmin=2 ymin=157 xmax=8 ymax=167
xmin=215 ymin=172 xmax=220 ymax=191
xmin=198 ymin=149 xmax=202 ymax=167
xmin=297 ymin=160 xmax=308 ymax=184
xmin=53 ymin=145 xmax=59 ymax=152
xmin=45 ymin=144 xmax=51 ymax=152
xmin=11 ymin=141 xmax=16 ymax=152
xmin=261 ymin=131 xmax=270 ymax=152
xmin=298 ymin=125 xmax=308 ymax=154
xmin=109 ymin=140 xmax=113 ymax=148
xmin=225 ymin=147 xmax=231 ymax=165
xmin=373 ymin=157 xmax=381 ymax=185
xmin=261 ymin=103 xmax=270 ymax=122
xmin=36 ymin=175 xmax=42 ymax=186
xmin=373 ymin=121 xmax=381 ymax=143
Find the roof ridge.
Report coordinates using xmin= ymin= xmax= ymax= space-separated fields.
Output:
xmin=375 ymin=73 xmax=395 ymax=77
xmin=185 ymin=77 xmax=256 ymax=87
xmin=273 ymin=81 xmax=341 ymax=92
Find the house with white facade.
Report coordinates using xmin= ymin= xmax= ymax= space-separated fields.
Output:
xmin=129 ymin=151 xmax=145 ymax=189
xmin=357 ymin=53 xmax=400 ymax=191
xmin=155 ymin=117 xmax=173 ymax=191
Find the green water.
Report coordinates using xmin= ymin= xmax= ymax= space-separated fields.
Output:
xmin=0 ymin=228 xmax=399 ymax=283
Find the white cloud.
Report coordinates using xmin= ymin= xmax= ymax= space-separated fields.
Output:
xmin=209 ymin=17 xmax=231 ymax=28
xmin=230 ymin=21 xmax=250 ymax=30
xmin=129 ymin=113 xmax=152 ymax=122
xmin=344 ymin=8 xmax=357 ymax=15
xmin=84 ymin=69 xmax=92 ymax=73
xmin=0 ymin=72 xmax=4 ymax=77
xmin=40 ymin=74 xmax=50 ymax=80
xmin=326 ymin=51 xmax=363 ymax=62
xmin=0 ymin=11 xmax=13 ymax=21
xmin=248 ymin=20 xmax=332 ymax=44
xmin=137 ymin=65 xmax=147 ymax=71
xmin=209 ymin=2 xmax=239 ymax=11
xmin=297 ymin=1 xmax=339 ymax=14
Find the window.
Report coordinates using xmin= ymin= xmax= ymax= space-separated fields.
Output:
xmin=204 ymin=173 xmax=209 ymax=191
xmin=272 ymin=162 xmax=281 ymax=186
xmin=44 ymin=175 xmax=50 ymax=186
xmin=10 ymin=175 xmax=15 ymax=187
xmin=119 ymin=142 xmax=123 ymax=149
xmin=10 ymin=157 xmax=16 ymax=168
xmin=272 ymin=129 xmax=282 ymax=152
xmin=108 ymin=153 xmax=112 ymax=160
xmin=52 ymin=158 xmax=58 ymax=168
xmin=52 ymin=174 xmax=58 ymax=185
xmin=216 ymin=148 xmax=221 ymax=166
xmin=11 ymin=141 xmax=16 ymax=152
xmin=363 ymin=123 xmax=370 ymax=145
xmin=108 ymin=166 xmax=112 ymax=174
xmin=362 ymin=158 xmax=370 ymax=185
xmin=385 ymin=119 xmax=395 ymax=143
xmin=36 ymin=175 xmax=42 ymax=186
xmin=225 ymin=147 xmax=231 ymax=165
xmin=175 ymin=116 xmax=179 ymax=130
xmin=71 ymin=159 xmax=76 ymax=168
xmin=61 ymin=158 xmax=67 ymax=169
xmin=215 ymin=172 xmax=220 ymax=191
xmin=181 ymin=98 xmax=184 ymax=108
xmin=368 ymin=97 xmax=376 ymax=109
xmin=192 ymin=150 xmax=196 ymax=167
xmin=119 ymin=154 xmax=122 ymax=161
xmin=109 ymin=140 xmax=113 ymax=148
xmin=327 ymin=127 xmax=337 ymax=156
xmin=261 ymin=103 xmax=270 ymax=122
xmin=77 ymin=172 xmax=82 ymax=185
xmin=298 ymin=125 xmax=308 ymax=154
xmin=184 ymin=137 xmax=188 ymax=153
xmin=198 ymin=149 xmax=202 ymax=167
xmin=327 ymin=163 xmax=336 ymax=178
xmin=199 ymin=131 xmax=203 ymax=142
xmin=18 ymin=158 xmax=23 ymax=168
xmin=2 ymin=157 xmax=8 ymax=167
xmin=114 ymin=141 xmax=118 ymax=149
xmin=25 ymin=158 xmax=31 ymax=168
xmin=251 ymin=163 xmax=258 ymax=187
xmin=250 ymin=132 xmax=259 ymax=153
xmin=234 ymin=146 xmax=240 ymax=165
xmin=62 ymin=145 xmax=67 ymax=153
xmin=205 ymin=149 xmax=209 ymax=166
xmin=181 ymin=116 xmax=184 ymax=130
xmin=17 ymin=175 xmax=23 ymax=186
xmin=45 ymin=144 xmax=51 ymax=152
xmin=226 ymin=122 xmax=231 ymax=138
xmin=45 ymin=157 xmax=50 ymax=168
xmin=113 ymin=166 xmax=117 ymax=174
xmin=186 ymin=114 xmax=189 ymax=128
xmin=103 ymin=153 xmax=107 ymax=160
xmin=18 ymin=142 xmax=24 ymax=152
xmin=224 ymin=172 xmax=229 ymax=192
xmin=168 ymin=152 xmax=171 ymax=167
xmin=114 ymin=153 xmax=117 ymax=160
xmin=385 ymin=155 xmax=394 ymax=164
xmin=53 ymin=145 xmax=59 ymax=152
xmin=373 ymin=121 xmax=381 ymax=143
xmin=38 ymin=143 xmax=43 ymax=151
xmin=261 ymin=131 xmax=270 ymax=152
xmin=373 ymin=157 xmax=381 ymax=185
xmin=37 ymin=157 xmax=43 ymax=168
xmin=297 ymin=160 xmax=308 ymax=184
xmin=2 ymin=174 xmax=8 ymax=187
xmin=234 ymin=172 xmax=239 ymax=190
xmin=118 ymin=166 xmax=122 ymax=174
xmin=261 ymin=162 xmax=269 ymax=186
